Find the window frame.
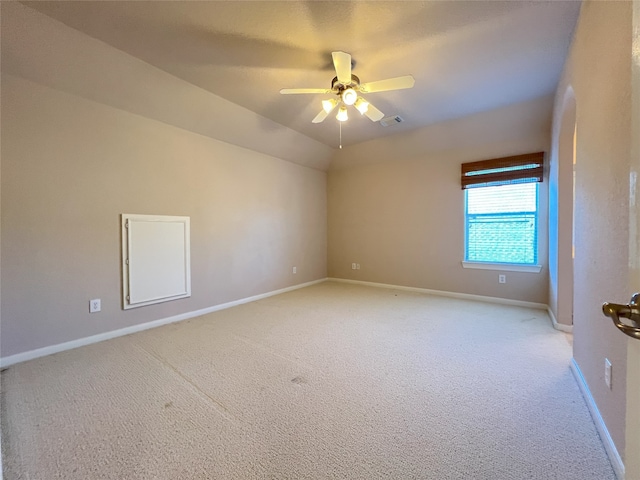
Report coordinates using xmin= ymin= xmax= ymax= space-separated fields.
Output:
xmin=462 ymin=183 xmax=542 ymax=272
xmin=460 ymin=152 xmax=545 ymax=273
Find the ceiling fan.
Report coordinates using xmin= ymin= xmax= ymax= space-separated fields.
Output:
xmin=280 ymin=51 xmax=415 ymax=124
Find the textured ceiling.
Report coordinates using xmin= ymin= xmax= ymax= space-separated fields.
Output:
xmin=25 ymin=1 xmax=581 ymax=148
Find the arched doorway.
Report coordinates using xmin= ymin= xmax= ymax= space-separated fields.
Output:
xmin=550 ymin=87 xmax=576 ymax=330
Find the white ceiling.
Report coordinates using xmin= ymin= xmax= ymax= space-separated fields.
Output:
xmin=24 ymin=1 xmax=581 ymax=149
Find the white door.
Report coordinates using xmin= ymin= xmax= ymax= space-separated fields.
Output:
xmin=625 ymin=2 xmax=640 ymax=477
xmin=603 ymin=4 xmax=640 ymax=478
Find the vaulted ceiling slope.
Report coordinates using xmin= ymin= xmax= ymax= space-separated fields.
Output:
xmin=23 ymin=1 xmax=580 ymax=149
xmin=3 ymin=2 xmax=335 ymax=171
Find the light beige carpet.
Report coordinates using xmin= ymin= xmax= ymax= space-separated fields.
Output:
xmin=2 ymin=281 xmax=615 ymax=479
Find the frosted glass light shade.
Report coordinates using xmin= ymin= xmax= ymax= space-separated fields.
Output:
xmin=322 ymin=98 xmax=338 ymax=113
xmin=336 ymin=106 xmax=348 ymax=122
xmin=341 ymin=88 xmax=357 ymax=106
xmin=355 ymin=97 xmax=369 ymax=114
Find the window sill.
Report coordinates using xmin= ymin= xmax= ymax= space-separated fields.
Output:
xmin=461 ymin=261 xmax=542 ymax=273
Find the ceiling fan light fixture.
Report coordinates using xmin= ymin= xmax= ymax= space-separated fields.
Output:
xmin=341 ymin=88 xmax=358 ymax=106
xmin=280 ymin=51 xmax=414 ymax=127
xmin=322 ymin=98 xmax=338 ymax=113
xmin=336 ymin=106 xmax=348 ymax=122
xmin=355 ymin=97 xmax=369 ymax=114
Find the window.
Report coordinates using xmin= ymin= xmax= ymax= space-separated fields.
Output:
xmin=465 ymin=183 xmax=538 ymax=264
xmin=461 ymin=152 xmax=544 ymax=267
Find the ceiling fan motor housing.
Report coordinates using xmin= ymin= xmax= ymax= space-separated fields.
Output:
xmin=331 ymin=75 xmax=361 ymax=92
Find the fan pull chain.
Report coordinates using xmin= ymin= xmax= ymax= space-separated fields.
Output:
xmin=339 ymin=122 xmax=343 ymax=149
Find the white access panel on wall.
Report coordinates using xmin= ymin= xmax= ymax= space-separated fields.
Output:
xmin=121 ymin=214 xmax=191 ymax=310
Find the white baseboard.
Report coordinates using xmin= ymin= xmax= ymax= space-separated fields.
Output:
xmin=0 ymin=278 xmax=327 ymax=368
xmin=327 ymin=277 xmax=548 ymax=310
xmin=570 ymin=359 xmax=625 ymax=479
xmin=548 ymin=306 xmax=573 ymax=333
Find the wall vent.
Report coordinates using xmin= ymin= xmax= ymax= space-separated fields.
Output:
xmin=380 ymin=115 xmax=404 ymax=127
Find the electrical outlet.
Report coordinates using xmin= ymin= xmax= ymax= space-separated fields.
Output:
xmin=605 ymin=358 xmax=612 ymax=389
xmin=498 ymin=274 xmax=506 ymax=284
xmin=352 ymin=263 xmax=357 ymax=270
xmin=292 ymin=266 xmax=297 ymax=274
xmin=89 ymin=299 xmax=101 ymax=313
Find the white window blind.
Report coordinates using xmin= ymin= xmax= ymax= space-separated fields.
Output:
xmin=465 ymin=183 xmax=538 ymax=264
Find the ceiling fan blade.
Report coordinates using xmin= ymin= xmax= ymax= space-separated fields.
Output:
xmin=312 ymin=109 xmax=330 ymax=123
xmin=332 ymin=51 xmax=352 ymax=85
xmin=363 ymin=100 xmax=385 ymax=122
xmin=359 ymin=75 xmax=415 ymax=94
xmin=280 ymin=88 xmax=332 ymax=95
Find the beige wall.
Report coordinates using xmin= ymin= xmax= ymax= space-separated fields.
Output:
xmin=0 ymin=6 xmax=328 ymax=358
xmin=328 ymin=98 xmax=551 ymax=304
xmin=550 ymin=0 xmax=632 ymax=458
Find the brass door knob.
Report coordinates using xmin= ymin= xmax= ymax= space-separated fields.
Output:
xmin=602 ymin=293 xmax=640 ymax=339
